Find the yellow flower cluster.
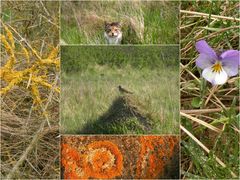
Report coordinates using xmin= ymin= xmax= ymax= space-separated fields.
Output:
xmin=0 ymin=22 xmax=60 ymax=106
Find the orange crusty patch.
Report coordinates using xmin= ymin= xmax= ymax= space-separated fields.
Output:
xmin=61 ymin=140 xmax=123 ymax=179
xmin=61 ymin=136 xmax=178 ymax=179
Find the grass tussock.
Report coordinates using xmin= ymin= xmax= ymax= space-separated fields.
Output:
xmin=1 ymin=1 xmax=59 ymax=178
xmin=61 ymin=0 xmax=179 ymax=44
xmin=81 ymin=94 xmax=153 ymax=134
xmin=180 ymin=1 xmax=239 ymax=179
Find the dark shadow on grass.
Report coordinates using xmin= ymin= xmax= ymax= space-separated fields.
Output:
xmin=79 ymin=94 xmax=153 ymax=134
xmin=162 ymin=142 xmax=180 ymax=179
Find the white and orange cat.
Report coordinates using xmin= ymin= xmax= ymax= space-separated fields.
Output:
xmin=104 ymin=22 xmax=122 ymax=44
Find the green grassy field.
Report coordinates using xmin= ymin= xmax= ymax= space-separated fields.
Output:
xmin=61 ymin=1 xmax=179 ymax=44
xmin=180 ymin=1 xmax=239 ymax=179
xmin=61 ymin=46 xmax=179 ymax=134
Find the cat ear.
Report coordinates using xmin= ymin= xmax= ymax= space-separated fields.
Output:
xmin=104 ymin=21 xmax=109 ymax=27
xmin=115 ymin=22 xmax=121 ymax=27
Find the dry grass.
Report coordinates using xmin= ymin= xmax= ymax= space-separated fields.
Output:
xmin=1 ymin=1 xmax=59 ymax=178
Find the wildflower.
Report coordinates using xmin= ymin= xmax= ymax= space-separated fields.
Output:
xmin=195 ymin=40 xmax=239 ymax=85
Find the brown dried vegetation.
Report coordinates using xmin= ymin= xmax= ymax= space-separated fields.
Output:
xmin=1 ymin=1 xmax=60 ymax=178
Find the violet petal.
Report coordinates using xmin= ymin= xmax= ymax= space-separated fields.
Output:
xmin=196 ymin=53 xmax=214 ymax=69
xmin=220 ymin=50 xmax=239 ymax=77
xmin=220 ymin=50 xmax=240 ymax=65
xmin=195 ymin=40 xmax=218 ymax=63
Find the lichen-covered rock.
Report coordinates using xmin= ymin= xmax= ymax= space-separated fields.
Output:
xmin=61 ymin=136 xmax=179 ymax=179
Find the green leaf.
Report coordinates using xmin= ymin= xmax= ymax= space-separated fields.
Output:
xmin=191 ymin=97 xmax=202 ymax=108
xmin=234 ymin=78 xmax=240 ymax=88
xmin=200 ymin=27 xmax=220 ymax=32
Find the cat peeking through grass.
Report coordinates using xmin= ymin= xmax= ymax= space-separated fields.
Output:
xmin=104 ymin=21 xmax=122 ymax=44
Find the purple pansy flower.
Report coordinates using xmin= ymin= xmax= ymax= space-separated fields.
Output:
xmin=195 ymin=40 xmax=240 ymax=85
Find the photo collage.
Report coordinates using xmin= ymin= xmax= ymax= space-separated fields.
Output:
xmin=0 ymin=0 xmax=239 ymax=179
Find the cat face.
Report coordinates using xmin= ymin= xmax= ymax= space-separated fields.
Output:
xmin=105 ymin=22 xmax=122 ymax=37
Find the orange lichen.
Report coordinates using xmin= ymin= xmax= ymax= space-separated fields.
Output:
xmin=61 ymin=140 xmax=123 ymax=179
xmin=61 ymin=137 xmax=178 ymax=179
xmin=61 ymin=144 xmax=88 ymax=179
xmin=84 ymin=140 xmax=123 ymax=179
xmin=135 ymin=136 xmax=177 ymax=179
xmin=90 ymin=150 xmax=111 ymax=169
